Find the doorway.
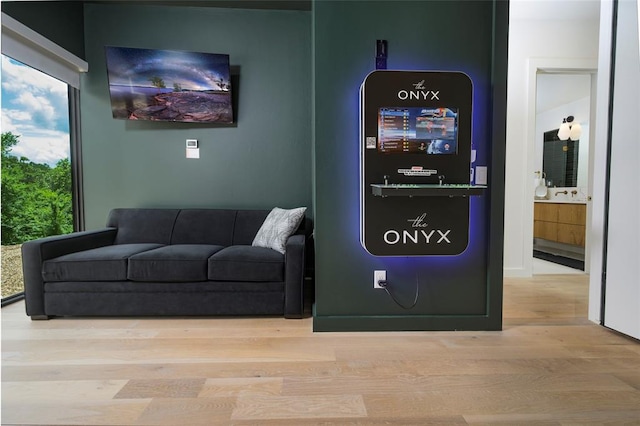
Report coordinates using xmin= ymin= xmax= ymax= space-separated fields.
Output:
xmin=532 ymin=71 xmax=595 ymax=275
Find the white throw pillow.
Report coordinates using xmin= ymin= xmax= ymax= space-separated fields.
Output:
xmin=252 ymin=207 xmax=307 ymax=254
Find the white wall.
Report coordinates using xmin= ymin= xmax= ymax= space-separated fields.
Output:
xmin=599 ymin=0 xmax=640 ymax=340
xmin=589 ymin=0 xmax=614 ymax=325
xmin=505 ymin=10 xmax=600 ymax=277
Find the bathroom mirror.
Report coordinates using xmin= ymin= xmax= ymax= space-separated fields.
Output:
xmin=542 ymin=129 xmax=579 ymax=187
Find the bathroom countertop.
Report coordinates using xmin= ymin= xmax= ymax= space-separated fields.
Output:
xmin=534 ymin=199 xmax=587 ymax=204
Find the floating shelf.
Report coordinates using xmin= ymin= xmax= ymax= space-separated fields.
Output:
xmin=371 ymin=183 xmax=487 ymax=197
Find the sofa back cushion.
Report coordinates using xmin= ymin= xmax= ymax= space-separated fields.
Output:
xmin=232 ymin=210 xmax=271 ymax=245
xmin=171 ymin=209 xmax=236 ymax=245
xmin=107 ymin=209 xmax=179 ymax=245
xmin=232 ymin=210 xmax=312 ymax=246
xmin=106 ymin=208 xmax=311 ymax=247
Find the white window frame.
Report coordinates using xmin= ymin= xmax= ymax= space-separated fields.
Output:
xmin=1 ymin=12 xmax=88 ymax=88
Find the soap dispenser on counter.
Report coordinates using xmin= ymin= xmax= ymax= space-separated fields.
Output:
xmin=534 ymin=171 xmax=548 ymax=199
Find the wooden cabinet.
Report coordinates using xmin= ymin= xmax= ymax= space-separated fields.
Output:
xmin=534 ymin=203 xmax=586 ymax=247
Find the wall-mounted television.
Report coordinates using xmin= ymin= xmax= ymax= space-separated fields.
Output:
xmin=105 ymin=46 xmax=233 ymax=124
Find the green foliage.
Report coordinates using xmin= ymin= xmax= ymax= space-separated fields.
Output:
xmin=173 ymin=82 xmax=182 ymax=92
xmin=1 ymin=132 xmax=73 ymax=245
xmin=149 ymin=76 xmax=166 ymax=89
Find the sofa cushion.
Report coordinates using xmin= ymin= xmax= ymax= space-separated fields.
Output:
xmin=208 ymin=245 xmax=284 ymax=282
xmin=171 ymin=209 xmax=236 ymax=245
xmin=128 ymin=244 xmax=225 ymax=282
xmin=42 ymin=243 xmax=164 ymax=282
xmin=107 ymin=209 xmax=180 ymax=244
xmin=232 ymin=210 xmax=271 ymax=245
xmin=252 ymin=207 xmax=307 ymax=254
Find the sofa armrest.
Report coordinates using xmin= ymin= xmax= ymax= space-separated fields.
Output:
xmin=21 ymin=228 xmax=117 ymax=318
xmin=284 ymin=233 xmax=306 ymax=318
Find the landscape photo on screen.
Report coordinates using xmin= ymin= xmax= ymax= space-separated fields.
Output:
xmin=377 ymin=107 xmax=458 ymax=154
xmin=105 ymin=46 xmax=233 ymax=123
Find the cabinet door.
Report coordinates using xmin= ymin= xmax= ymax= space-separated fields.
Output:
xmin=534 ymin=221 xmax=557 ymax=241
xmin=556 ymin=224 xmax=585 ymax=247
xmin=534 ymin=203 xmax=558 ymax=222
xmin=558 ymin=204 xmax=586 ymax=225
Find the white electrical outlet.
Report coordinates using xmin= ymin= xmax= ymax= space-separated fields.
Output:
xmin=374 ymin=270 xmax=386 ymax=289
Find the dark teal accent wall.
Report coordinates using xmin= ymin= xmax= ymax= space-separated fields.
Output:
xmin=81 ymin=3 xmax=311 ymax=229
xmin=2 ymin=1 xmax=85 ymax=59
xmin=313 ymin=0 xmax=507 ymax=331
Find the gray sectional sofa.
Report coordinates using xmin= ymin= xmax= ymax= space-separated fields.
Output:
xmin=22 ymin=208 xmax=312 ymax=320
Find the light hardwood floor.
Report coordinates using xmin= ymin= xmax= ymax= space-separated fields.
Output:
xmin=2 ymin=274 xmax=640 ymax=425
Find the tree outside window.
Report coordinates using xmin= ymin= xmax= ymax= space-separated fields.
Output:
xmin=1 ymin=55 xmax=72 ymax=300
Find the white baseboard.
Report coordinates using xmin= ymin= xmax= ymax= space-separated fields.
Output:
xmin=503 ymin=267 xmax=532 ymax=278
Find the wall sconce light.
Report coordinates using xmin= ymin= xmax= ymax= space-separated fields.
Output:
xmin=557 ymin=115 xmax=582 ymax=141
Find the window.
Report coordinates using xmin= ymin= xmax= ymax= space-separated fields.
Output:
xmin=1 ymin=13 xmax=87 ymax=305
xmin=1 ymin=55 xmax=73 ymax=301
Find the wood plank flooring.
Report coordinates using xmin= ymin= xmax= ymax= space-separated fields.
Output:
xmin=2 ymin=274 xmax=640 ymax=425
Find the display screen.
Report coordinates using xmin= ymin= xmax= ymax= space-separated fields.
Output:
xmin=378 ymin=107 xmax=458 ymax=154
xmin=105 ymin=46 xmax=233 ymax=123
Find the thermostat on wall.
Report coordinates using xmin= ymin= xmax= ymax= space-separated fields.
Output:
xmin=186 ymin=139 xmax=199 ymax=159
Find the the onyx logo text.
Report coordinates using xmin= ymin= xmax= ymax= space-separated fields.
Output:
xmin=382 ymin=213 xmax=451 ymax=245
xmin=397 ymin=80 xmax=440 ymax=101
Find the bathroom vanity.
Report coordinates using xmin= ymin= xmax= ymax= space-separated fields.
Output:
xmin=533 ymin=200 xmax=586 ymax=265
xmin=534 ymin=201 xmax=586 ymax=246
